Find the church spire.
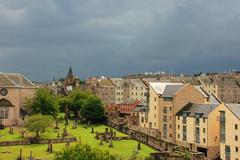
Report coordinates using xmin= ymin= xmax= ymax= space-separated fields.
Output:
xmin=67 ymin=66 xmax=73 ymax=78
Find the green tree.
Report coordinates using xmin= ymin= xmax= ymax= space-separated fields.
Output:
xmin=25 ymin=88 xmax=59 ymax=117
xmin=25 ymin=114 xmax=53 ymax=137
xmin=55 ymin=144 xmax=118 ymax=160
xmin=80 ymin=95 xmax=105 ymax=123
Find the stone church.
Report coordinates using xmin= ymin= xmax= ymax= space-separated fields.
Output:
xmin=0 ymin=73 xmax=36 ymax=127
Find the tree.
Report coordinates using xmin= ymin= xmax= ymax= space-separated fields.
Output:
xmin=25 ymin=88 xmax=59 ymax=117
xmin=55 ymin=144 xmax=118 ymax=160
xmin=80 ymin=95 xmax=105 ymax=123
xmin=25 ymin=114 xmax=53 ymax=137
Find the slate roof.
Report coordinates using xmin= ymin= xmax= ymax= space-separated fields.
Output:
xmin=226 ymin=104 xmax=240 ymax=119
xmin=176 ymin=103 xmax=219 ymax=117
xmin=162 ymin=85 xmax=184 ymax=98
xmin=149 ymin=82 xmax=183 ymax=96
xmin=132 ymin=103 xmax=149 ymax=112
xmin=0 ymin=73 xmax=35 ymax=88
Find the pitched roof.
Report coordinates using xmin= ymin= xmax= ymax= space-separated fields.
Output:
xmin=162 ymin=85 xmax=184 ymax=98
xmin=176 ymin=103 xmax=219 ymax=117
xmin=149 ymin=82 xmax=183 ymax=96
xmin=226 ymin=104 xmax=240 ymax=119
xmin=0 ymin=73 xmax=35 ymax=88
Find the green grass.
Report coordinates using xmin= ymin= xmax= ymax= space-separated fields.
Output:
xmin=0 ymin=121 xmax=156 ymax=160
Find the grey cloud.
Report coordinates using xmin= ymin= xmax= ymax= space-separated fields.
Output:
xmin=0 ymin=0 xmax=239 ymax=81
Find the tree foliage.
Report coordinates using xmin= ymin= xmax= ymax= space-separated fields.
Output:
xmin=25 ymin=88 xmax=59 ymax=117
xmin=80 ymin=95 xmax=105 ymax=122
xmin=59 ymin=90 xmax=105 ymax=122
xmin=55 ymin=144 xmax=117 ymax=160
xmin=25 ymin=114 xmax=53 ymax=137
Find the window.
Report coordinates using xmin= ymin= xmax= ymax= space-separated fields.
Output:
xmin=170 ymin=125 xmax=172 ymax=129
xmin=170 ymin=107 xmax=172 ymax=111
xmin=196 ymin=127 xmax=200 ymax=144
xmin=154 ymin=114 xmax=156 ymax=118
xmin=203 ymin=118 xmax=205 ymax=123
xmin=203 ymin=138 xmax=206 ymax=143
xmin=235 ymin=124 xmax=238 ymax=130
xmin=195 ymin=113 xmax=200 ymax=125
xmin=149 ymin=122 xmax=152 ymax=128
xmin=163 ymin=115 xmax=167 ymax=122
xmin=183 ymin=126 xmax=187 ymax=141
xmin=225 ymin=145 xmax=231 ymax=160
xmin=154 ymin=122 xmax=156 ymax=127
xmin=203 ymin=128 xmax=206 ymax=133
xmin=236 ymin=147 xmax=238 ymax=152
xmin=178 ymin=134 xmax=180 ymax=139
xmin=183 ymin=116 xmax=187 ymax=124
xmin=141 ymin=117 xmax=144 ymax=123
xmin=154 ymin=97 xmax=157 ymax=101
xmin=154 ymin=106 xmax=156 ymax=110
xmin=0 ymin=108 xmax=9 ymax=119
xmin=235 ymin=135 xmax=238 ymax=141
xmin=220 ymin=111 xmax=226 ymax=143
xmin=178 ymin=125 xmax=180 ymax=129
xmin=163 ymin=124 xmax=167 ymax=138
xmin=178 ymin=116 xmax=180 ymax=120
xmin=170 ymin=134 xmax=172 ymax=138
xmin=163 ymin=107 xmax=167 ymax=114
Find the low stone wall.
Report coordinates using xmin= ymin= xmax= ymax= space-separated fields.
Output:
xmin=0 ymin=137 xmax=77 ymax=147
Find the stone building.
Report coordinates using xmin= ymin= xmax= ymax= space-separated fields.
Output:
xmin=147 ymin=82 xmax=207 ymax=143
xmin=176 ymin=102 xmax=223 ymax=159
xmin=0 ymin=72 xmax=36 ymax=127
xmin=219 ymin=104 xmax=240 ymax=160
xmin=87 ymin=76 xmax=115 ymax=105
xmin=198 ymin=76 xmax=240 ymax=104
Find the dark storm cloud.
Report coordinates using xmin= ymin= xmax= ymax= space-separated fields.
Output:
xmin=0 ymin=0 xmax=239 ymax=81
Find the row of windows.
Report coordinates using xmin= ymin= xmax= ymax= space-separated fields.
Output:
xmin=131 ymin=92 xmax=146 ymax=96
xmin=131 ymin=87 xmax=144 ymax=90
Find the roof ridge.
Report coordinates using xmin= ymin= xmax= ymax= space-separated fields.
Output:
xmin=2 ymin=73 xmax=19 ymax=87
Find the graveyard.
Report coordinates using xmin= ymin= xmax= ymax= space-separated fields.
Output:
xmin=0 ymin=121 xmax=156 ymax=160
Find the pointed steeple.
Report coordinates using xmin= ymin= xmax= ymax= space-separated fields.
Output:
xmin=67 ymin=66 xmax=73 ymax=78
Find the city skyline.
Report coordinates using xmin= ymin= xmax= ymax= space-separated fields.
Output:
xmin=0 ymin=0 xmax=240 ymax=81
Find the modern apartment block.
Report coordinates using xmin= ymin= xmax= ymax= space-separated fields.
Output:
xmin=176 ymin=103 xmax=224 ymax=159
xmin=219 ymin=104 xmax=240 ymax=160
xmin=147 ymin=82 xmax=207 ymax=143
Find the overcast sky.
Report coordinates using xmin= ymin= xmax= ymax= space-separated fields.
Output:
xmin=0 ymin=0 xmax=240 ymax=82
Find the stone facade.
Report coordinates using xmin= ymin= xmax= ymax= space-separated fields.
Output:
xmin=0 ymin=73 xmax=36 ymax=127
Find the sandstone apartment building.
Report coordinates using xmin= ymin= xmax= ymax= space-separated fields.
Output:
xmin=219 ymin=104 xmax=240 ymax=160
xmin=0 ymin=72 xmax=36 ymax=127
xmin=176 ymin=102 xmax=224 ymax=159
xmin=146 ymin=82 xmax=208 ymax=143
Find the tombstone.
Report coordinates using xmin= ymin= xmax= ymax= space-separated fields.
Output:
xmin=55 ymin=119 xmax=59 ymax=129
xmin=62 ymin=126 xmax=68 ymax=137
xmin=109 ymin=138 xmax=113 ymax=148
xmin=79 ymin=136 xmax=82 ymax=144
xmin=17 ymin=148 xmax=22 ymax=160
xmin=65 ymin=141 xmax=70 ymax=148
xmin=105 ymin=128 xmax=109 ymax=134
xmin=137 ymin=141 xmax=141 ymax=150
xmin=99 ymin=136 xmax=103 ymax=146
xmin=9 ymin=127 xmax=13 ymax=134
xmin=113 ymin=131 xmax=116 ymax=138
xmin=29 ymin=151 xmax=33 ymax=160
xmin=91 ymin=127 xmax=94 ymax=134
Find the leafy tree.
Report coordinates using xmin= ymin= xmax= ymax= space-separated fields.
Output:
xmin=25 ymin=114 xmax=53 ymax=137
xmin=25 ymin=88 xmax=59 ymax=117
xmin=55 ymin=144 xmax=118 ymax=160
xmin=80 ymin=95 xmax=105 ymax=123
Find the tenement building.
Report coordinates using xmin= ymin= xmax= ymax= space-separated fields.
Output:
xmin=198 ymin=76 xmax=240 ymax=103
xmin=0 ymin=72 xmax=36 ymax=127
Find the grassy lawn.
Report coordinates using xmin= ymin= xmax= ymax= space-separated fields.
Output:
xmin=0 ymin=121 xmax=156 ymax=160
